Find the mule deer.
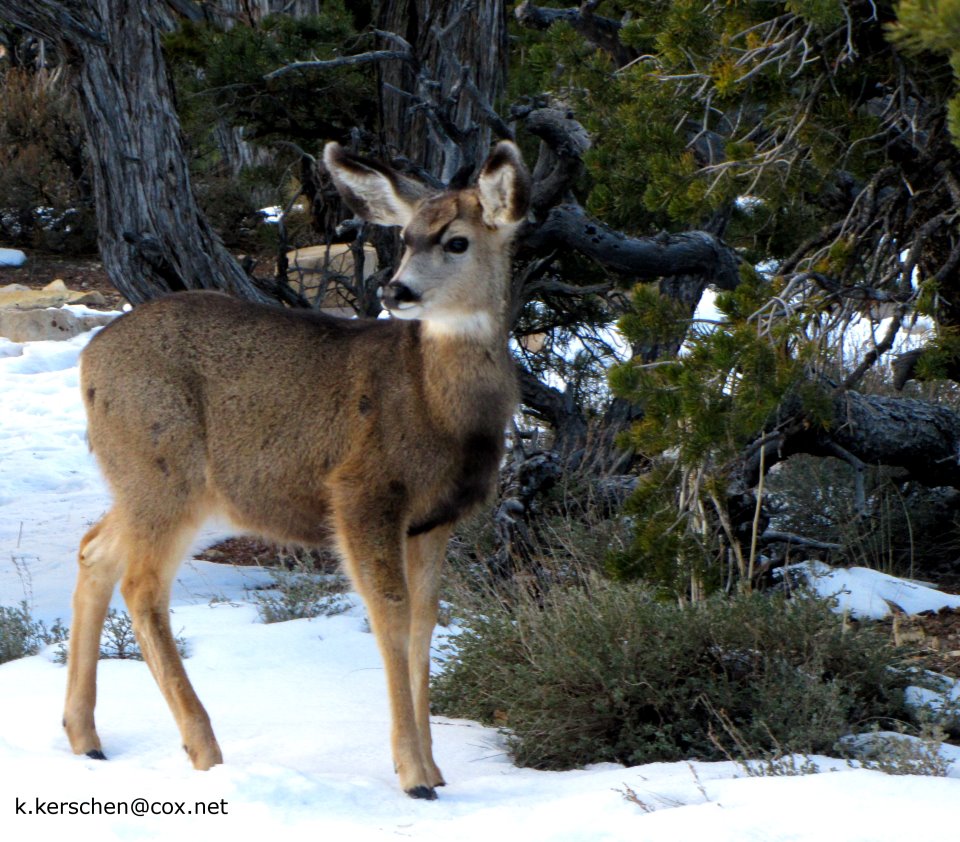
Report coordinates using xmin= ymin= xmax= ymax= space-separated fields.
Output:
xmin=63 ymin=140 xmax=530 ymax=799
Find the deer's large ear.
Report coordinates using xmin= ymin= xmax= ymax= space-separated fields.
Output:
xmin=477 ymin=141 xmax=531 ymax=227
xmin=323 ymin=143 xmax=426 ymax=227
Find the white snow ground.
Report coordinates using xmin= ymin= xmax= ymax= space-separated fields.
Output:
xmin=0 ymin=248 xmax=26 ymax=267
xmin=2 ymin=314 xmax=960 ymax=840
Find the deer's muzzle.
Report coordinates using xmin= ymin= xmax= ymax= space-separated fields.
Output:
xmin=381 ymin=280 xmax=422 ymax=311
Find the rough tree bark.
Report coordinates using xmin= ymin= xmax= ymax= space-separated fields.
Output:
xmin=376 ymin=0 xmax=508 ymax=179
xmin=0 ymin=0 xmax=272 ymax=305
xmin=200 ymin=0 xmax=322 ymax=26
xmin=745 ymin=390 xmax=960 ymax=490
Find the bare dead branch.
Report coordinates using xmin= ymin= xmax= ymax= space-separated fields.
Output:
xmin=516 ymin=106 xmax=591 ymax=217
xmin=759 ymin=531 xmax=842 ymax=551
xmin=841 ymin=310 xmax=903 ymax=390
xmin=821 ymin=441 xmax=867 ymax=515
xmin=515 ymin=362 xmax=589 ymax=461
xmin=371 ymin=28 xmax=413 ymax=52
xmin=265 ymin=49 xmax=412 ymax=80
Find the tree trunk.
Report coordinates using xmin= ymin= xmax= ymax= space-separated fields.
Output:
xmin=516 ymin=364 xmax=589 ymax=462
xmin=200 ymin=0 xmax=322 ymax=28
xmin=376 ymin=0 xmax=508 ymax=179
xmin=0 ymin=0 xmax=272 ymax=305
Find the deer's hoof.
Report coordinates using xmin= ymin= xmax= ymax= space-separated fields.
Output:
xmin=405 ymin=785 xmax=437 ymax=801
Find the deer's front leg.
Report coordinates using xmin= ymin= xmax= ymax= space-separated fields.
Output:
xmin=405 ymin=526 xmax=451 ymax=790
xmin=334 ymin=490 xmax=436 ymax=799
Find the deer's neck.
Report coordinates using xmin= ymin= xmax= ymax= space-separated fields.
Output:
xmin=418 ymin=315 xmax=515 ymax=437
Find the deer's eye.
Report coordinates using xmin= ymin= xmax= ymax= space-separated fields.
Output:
xmin=444 ymin=236 xmax=469 ymax=254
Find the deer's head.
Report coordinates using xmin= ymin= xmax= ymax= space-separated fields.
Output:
xmin=324 ymin=141 xmax=530 ymax=339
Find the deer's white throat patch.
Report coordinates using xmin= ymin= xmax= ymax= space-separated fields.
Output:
xmin=421 ymin=310 xmax=496 ymax=341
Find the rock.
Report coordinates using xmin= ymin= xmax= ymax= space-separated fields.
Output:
xmin=69 ymin=290 xmax=107 ymax=307
xmin=285 ymin=244 xmax=378 ymax=313
xmin=0 ymin=306 xmax=114 ymax=343
xmin=0 ymin=280 xmax=107 ymax=311
xmin=0 ymin=276 xmax=115 ymax=340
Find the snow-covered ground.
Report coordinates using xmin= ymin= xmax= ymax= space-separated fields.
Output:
xmin=2 ymin=314 xmax=960 ymax=840
xmin=0 ymin=247 xmax=26 ymax=267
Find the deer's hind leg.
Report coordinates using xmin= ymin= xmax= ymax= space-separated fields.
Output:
xmin=64 ymin=501 xmax=220 ymax=770
xmin=117 ymin=508 xmax=221 ymax=770
xmin=63 ymin=511 xmax=125 ymax=759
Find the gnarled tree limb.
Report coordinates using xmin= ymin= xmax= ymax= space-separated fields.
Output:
xmin=517 ymin=106 xmax=591 ymax=217
xmin=514 ymin=1 xmax=633 ymax=65
xmin=522 ymin=202 xmax=742 ymax=290
xmin=745 ymin=389 xmax=960 ymax=489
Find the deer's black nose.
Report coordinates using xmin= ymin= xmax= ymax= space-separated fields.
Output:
xmin=381 ymin=280 xmax=422 ymax=309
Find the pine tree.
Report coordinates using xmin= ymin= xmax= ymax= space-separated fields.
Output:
xmin=516 ymin=1 xmax=960 ymax=595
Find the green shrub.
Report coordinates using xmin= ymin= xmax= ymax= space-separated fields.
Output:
xmin=837 ymin=728 xmax=951 ymax=777
xmin=431 ymin=580 xmax=910 ymax=770
xmin=0 ymin=601 xmax=68 ymax=664
xmin=0 ymin=68 xmax=97 ymax=254
xmin=250 ymin=567 xmax=349 ymax=624
xmin=95 ymin=609 xmax=143 ymax=660
xmin=52 ymin=608 xmax=187 ymax=663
